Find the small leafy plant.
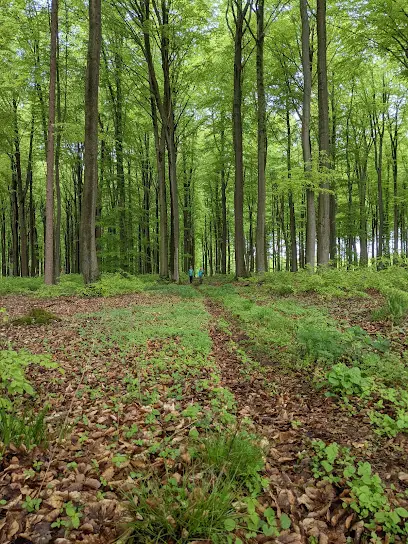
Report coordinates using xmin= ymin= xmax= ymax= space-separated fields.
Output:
xmin=326 ymin=363 xmax=373 ymax=398
xmin=22 ymin=495 xmax=42 ymax=513
xmin=0 ymin=349 xmax=56 ymax=407
xmin=311 ymin=440 xmax=408 ymax=538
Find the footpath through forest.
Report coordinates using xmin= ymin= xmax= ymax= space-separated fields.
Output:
xmin=0 ymin=274 xmax=408 ymax=543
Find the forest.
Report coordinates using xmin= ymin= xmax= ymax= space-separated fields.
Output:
xmin=1 ymin=0 xmax=408 ymax=543
xmin=1 ymin=0 xmax=408 ymax=281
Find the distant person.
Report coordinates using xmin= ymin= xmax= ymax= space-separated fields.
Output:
xmin=188 ymin=265 xmax=194 ymax=284
xmin=198 ymin=267 xmax=204 ymax=284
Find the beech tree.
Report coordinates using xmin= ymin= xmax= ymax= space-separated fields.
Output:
xmin=80 ymin=0 xmax=101 ymax=284
xmin=0 ymin=0 xmax=408 ymax=278
xmin=44 ymin=0 xmax=58 ymax=285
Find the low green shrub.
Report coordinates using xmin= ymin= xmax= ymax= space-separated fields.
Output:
xmin=297 ymin=318 xmax=346 ymax=363
xmin=326 ymin=363 xmax=373 ymax=398
xmin=372 ymin=289 xmax=408 ymax=324
xmin=311 ymin=440 xmax=408 ymax=539
xmin=0 ymin=349 xmax=56 ymax=408
xmin=369 ymin=410 xmax=408 ymax=437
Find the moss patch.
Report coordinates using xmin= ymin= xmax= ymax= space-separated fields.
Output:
xmin=12 ymin=308 xmax=61 ymax=326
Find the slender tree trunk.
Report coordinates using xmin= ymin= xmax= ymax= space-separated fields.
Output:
xmin=26 ymin=113 xmax=37 ymax=276
xmin=300 ymin=0 xmax=315 ymax=269
xmin=329 ymin=77 xmax=337 ymax=264
xmin=13 ymin=100 xmax=29 ymax=277
xmin=286 ymin=107 xmax=297 ymax=272
xmin=316 ymin=0 xmax=330 ymax=266
xmin=389 ymin=107 xmax=399 ymax=258
xmin=10 ymin=158 xmax=19 ymax=276
xmin=220 ymin=113 xmax=228 ymax=274
xmin=45 ymin=0 xmax=58 ymax=285
xmin=231 ymin=0 xmax=250 ymax=278
xmin=1 ymin=211 xmax=6 ymax=276
xmin=54 ymin=46 xmax=62 ymax=280
xmin=255 ymin=0 xmax=266 ymax=273
xmin=80 ymin=0 xmax=101 ymax=284
xmin=161 ymin=0 xmax=179 ymax=282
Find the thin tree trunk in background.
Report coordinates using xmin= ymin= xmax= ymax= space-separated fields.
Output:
xmin=389 ymin=105 xmax=399 ymax=258
xmin=140 ymin=0 xmax=168 ymax=278
xmin=54 ymin=42 xmax=62 ymax=280
xmin=300 ymin=0 xmax=315 ymax=269
xmin=329 ymin=77 xmax=337 ymax=265
xmin=45 ymin=0 xmax=58 ymax=284
xmin=1 ymin=211 xmax=6 ymax=276
xmin=221 ymin=112 xmax=228 ymax=275
xmin=316 ymin=0 xmax=330 ymax=266
xmin=161 ymin=0 xmax=179 ymax=282
xmin=286 ymin=106 xmax=297 ymax=272
xmin=80 ymin=0 xmax=101 ymax=284
xmin=13 ymin=99 xmax=29 ymax=277
xmin=26 ymin=113 xmax=37 ymax=276
xmin=255 ymin=0 xmax=266 ymax=273
xmin=114 ymin=45 xmax=127 ymax=269
xmin=10 ymin=157 xmax=19 ymax=276
xmin=230 ymin=0 xmax=250 ymax=278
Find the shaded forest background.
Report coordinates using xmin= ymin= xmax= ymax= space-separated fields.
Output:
xmin=1 ymin=0 xmax=408 ymax=282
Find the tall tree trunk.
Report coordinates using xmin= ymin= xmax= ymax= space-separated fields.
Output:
xmin=389 ymin=105 xmax=399 ymax=258
xmin=54 ymin=44 xmax=62 ymax=280
xmin=287 ymin=108 xmax=297 ymax=272
xmin=140 ymin=0 xmax=168 ymax=278
xmin=80 ymin=0 xmax=101 ymax=284
xmin=27 ymin=113 xmax=37 ymax=276
xmin=300 ymin=0 xmax=315 ymax=269
xmin=9 ymin=157 xmax=19 ymax=276
xmin=231 ymin=0 xmax=250 ymax=278
xmin=329 ymin=76 xmax=337 ymax=264
xmin=45 ymin=0 xmax=58 ymax=285
xmin=316 ymin=0 xmax=330 ymax=266
xmin=161 ymin=0 xmax=179 ymax=282
xmin=220 ymin=112 xmax=228 ymax=275
xmin=255 ymin=0 xmax=266 ymax=273
xmin=13 ymin=99 xmax=29 ymax=277
xmin=1 ymin=211 xmax=6 ymax=276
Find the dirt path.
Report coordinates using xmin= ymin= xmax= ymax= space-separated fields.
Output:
xmin=204 ymin=297 xmax=408 ymax=544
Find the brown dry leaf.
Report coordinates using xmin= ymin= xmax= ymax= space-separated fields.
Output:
xmin=398 ymin=472 xmax=408 ymax=482
xmin=101 ymin=466 xmax=115 ymax=481
xmin=276 ymin=534 xmax=303 ymax=543
xmin=84 ymin=478 xmax=101 ymax=490
xmin=7 ymin=518 xmax=20 ymax=539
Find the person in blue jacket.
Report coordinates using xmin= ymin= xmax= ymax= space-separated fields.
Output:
xmin=188 ymin=265 xmax=194 ymax=284
xmin=198 ymin=267 xmax=204 ymax=284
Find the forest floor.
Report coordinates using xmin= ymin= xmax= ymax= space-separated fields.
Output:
xmin=1 ymin=271 xmax=408 ymax=544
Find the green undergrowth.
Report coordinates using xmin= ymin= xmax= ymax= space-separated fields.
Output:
xmin=124 ymin=432 xmax=288 ymax=544
xmin=81 ymin=298 xmax=212 ymax=356
xmin=78 ymin=298 xmax=288 ymax=543
xmin=245 ymin=266 xmax=408 ymax=299
xmin=311 ymin=440 xmax=408 ymax=541
xmin=201 ymin=284 xmax=327 ymax=352
xmin=0 ymin=349 xmax=57 ymax=455
xmin=0 ymin=273 xmax=158 ymax=298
